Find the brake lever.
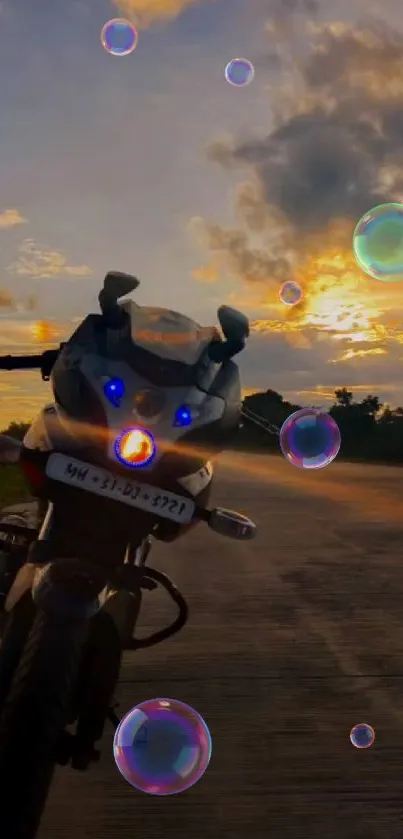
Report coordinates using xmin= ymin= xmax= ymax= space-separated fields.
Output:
xmin=40 ymin=345 xmax=65 ymax=381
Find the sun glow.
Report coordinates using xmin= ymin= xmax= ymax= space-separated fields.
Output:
xmin=252 ymin=224 xmax=403 ymax=350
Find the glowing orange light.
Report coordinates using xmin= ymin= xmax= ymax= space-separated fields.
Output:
xmin=115 ymin=427 xmax=156 ymax=468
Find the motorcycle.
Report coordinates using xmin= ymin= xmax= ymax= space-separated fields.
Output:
xmin=0 ymin=271 xmax=256 ymax=839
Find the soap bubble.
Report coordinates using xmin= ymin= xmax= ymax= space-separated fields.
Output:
xmin=101 ymin=18 xmax=138 ymax=56
xmin=279 ymin=281 xmax=303 ymax=306
xmin=279 ymin=408 xmax=341 ymax=470
xmin=350 ymin=723 xmax=375 ymax=749
xmin=113 ymin=697 xmax=212 ymax=795
xmin=225 ymin=58 xmax=255 ymax=87
xmin=353 ymin=202 xmax=403 ymax=282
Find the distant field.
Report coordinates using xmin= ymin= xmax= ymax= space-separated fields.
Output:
xmin=0 ymin=465 xmax=32 ymax=508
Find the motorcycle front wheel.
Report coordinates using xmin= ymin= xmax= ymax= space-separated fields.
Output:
xmin=0 ymin=608 xmax=88 ymax=839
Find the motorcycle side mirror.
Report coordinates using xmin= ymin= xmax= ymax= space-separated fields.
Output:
xmin=0 ymin=435 xmax=22 ymax=464
xmin=99 ymin=272 xmax=140 ymax=321
xmin=207 ymin=507 xmax=256 ymax=540
xmin=217 ymin=306 xmax=250 ymax=343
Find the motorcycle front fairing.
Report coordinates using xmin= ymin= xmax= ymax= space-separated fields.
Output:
xmin=31 ymin=302 xmax=241 ymax=481
xmin=18 ymin=304 xmax=225 ymax=563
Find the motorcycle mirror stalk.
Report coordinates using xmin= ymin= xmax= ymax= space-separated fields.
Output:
xmin=98 ymin=271 xmax=140 ymax=326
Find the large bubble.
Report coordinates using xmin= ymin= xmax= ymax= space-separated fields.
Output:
xmin=279 ymin=408 xmax=341 ymax=470
xmin=350 ymin=723 xmax=375 ymax=750
xmin=225 ymin=58 xmax=255 ymax=87
xmin=353 ymin=202 xmax=403 ymax=282
xmin=113 ymin=697 xmax=212 ymax=795
xmin=279 ymin=281 xmax=303 ymax=307
xmin=100 ymin=18 xmax=138 ymax=56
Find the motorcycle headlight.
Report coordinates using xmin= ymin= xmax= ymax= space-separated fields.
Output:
xmin=115 ymin=427 xmax=156 ymax=468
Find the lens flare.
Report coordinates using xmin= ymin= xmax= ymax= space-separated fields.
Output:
xmin=350 ymin=723 xmax=375 ymax=749
xmin=115 ymin=428 xmax=156 ymax=468
xmin=279 ymin=281 xmax=303 ymax=307
xmin=225 ymin=58 xmax=255 ymax=87
xmin=31 ymin=320 xmax=58 ymax=344
xmin=279 ymin=408 xmax=341 ymax=470
xmin=353 ymin=203 xmax=403 ymax=282
xmin=113 ymin=697 xmax=212 ymax=795
xmin=100 ymin=18 xmax=138 ymax=56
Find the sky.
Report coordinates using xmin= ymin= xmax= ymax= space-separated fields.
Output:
xmin=1 ymin=0 xmax=403 ymax=424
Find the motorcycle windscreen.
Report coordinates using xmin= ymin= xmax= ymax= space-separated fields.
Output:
xmin=120 ymin=301 xmax=218 ymax=365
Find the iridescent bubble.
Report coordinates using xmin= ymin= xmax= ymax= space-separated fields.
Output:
xmin=225 ymin=58 xmax=255 ymax=87
xmin=279 ymin=281 xmax=303 ymax=307
xmin=350 ymin=723 xmax=375 ymax=749
xmin=353 ymin=202 xmax=403 ymax=282
xmin=113 ymin=697 xmax=212 ymax=796
xmin=279 ymin=408 xmax=341 ymax=470
xmin=100 ymin=18 xmax=138 ymax=57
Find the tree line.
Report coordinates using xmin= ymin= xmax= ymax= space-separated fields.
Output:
xmin=239 ymin=388 xmax=403 ymax=463
xmin=3 ymin=387 xmax=403 ymax=463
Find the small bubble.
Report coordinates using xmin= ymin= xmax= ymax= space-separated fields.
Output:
xmin=101 ymin=18 xmax=138 ymax=57
xmin=279 ymin=281 xmax=303 ymax=307
xmin=113 ymin=697 xmax=212 ymax=795
xmin=353 ymin=202 xmax=403 ymax=282
xmin=225 ymin=58 xmax=255 ymax=87
xmin=279 ymin=408 xmax=341 ymax=470
xmin=350 ymin=723 xmax=375 ymax=749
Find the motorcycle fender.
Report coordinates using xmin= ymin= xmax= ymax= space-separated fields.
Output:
xmin=177 ymin=461 xmax=213 ymax=497
xmin=4 ymin=563 xmax=37 ymax=612
xmin=4 ymin=563 xmax=62 ymax=613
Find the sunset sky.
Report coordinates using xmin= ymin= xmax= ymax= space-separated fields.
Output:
xmin=1 ymin=0 xmax=403 ymax=425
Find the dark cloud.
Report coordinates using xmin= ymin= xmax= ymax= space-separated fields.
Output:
xmin=231 ymin=113 xmax=378 ymax=229
xmin=239 ymin=329 xmax=403 ymax=406
xmin=194 ymin=17 xmax=403 ymax=286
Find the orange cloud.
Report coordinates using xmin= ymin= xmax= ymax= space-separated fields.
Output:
xmin=9 ymin=239 xmax=93 ymax=280
xmin=112 ymin=0 xmax=207 ymax=27
xmin=0 ymin=318 xmax=71 ymax=353
xmin=0 ymin=209 xmax=27 ymax=230
xmin=192 ymin=264 xmax=219 ymax=284
xmin=297 ymin=383 xmax=395 ymax=403
xmin=334 ymin=347 xmax=387 ymax=363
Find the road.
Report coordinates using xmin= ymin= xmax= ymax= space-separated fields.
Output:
xmin=10 ymin=453 xmax=403 ymax=839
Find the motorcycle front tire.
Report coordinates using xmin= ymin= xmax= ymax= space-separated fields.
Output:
xmin=0 ymin=608 xmax=88 ymax=839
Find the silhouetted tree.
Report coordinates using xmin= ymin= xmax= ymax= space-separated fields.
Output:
xmin=334 ymin=388 xmax=353 ymax=407
xmin=1 ymin=421 xmax=30 ymax=440
xmin=239 ymin=386 xmax=403 ymax=463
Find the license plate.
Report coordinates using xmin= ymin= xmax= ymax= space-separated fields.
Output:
xmin=45 ymin=453 xmax=195 ymax=525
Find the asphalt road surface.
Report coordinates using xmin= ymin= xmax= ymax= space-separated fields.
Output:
xmin=9 ymin=453 xmax=403 ymax=839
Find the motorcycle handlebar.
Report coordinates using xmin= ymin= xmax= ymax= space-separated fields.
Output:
xmin=0 ymin=354 xmax=44 ymax=370
xmin=0 ymin=347 xmax=62 ymax=379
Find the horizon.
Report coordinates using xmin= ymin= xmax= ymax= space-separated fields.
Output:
xmin=0 ymin=0 xmax=403 ymax=425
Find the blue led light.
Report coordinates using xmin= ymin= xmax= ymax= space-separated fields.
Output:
xmin=104 ymin=377 xmax=125 ymax=407
xmin=173 ymin=405 xmax=193 ymax=427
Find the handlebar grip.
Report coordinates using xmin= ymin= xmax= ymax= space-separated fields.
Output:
xmin=0 ymin=354 xmax=43 ymax=370
xmin=0 ymin=347 xmax=61 ymax=377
